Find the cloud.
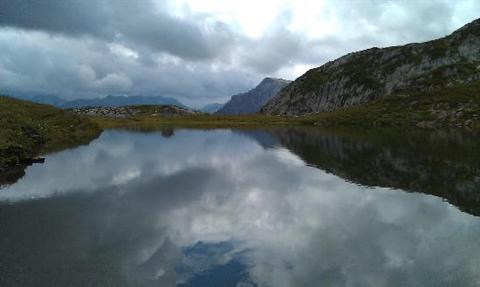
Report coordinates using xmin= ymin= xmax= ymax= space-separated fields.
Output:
xmin=93 ymin=73 xmax=133 ymax=92
xmin=0 ymin=28 xmax=256 ymax=105
xmin=0 ymin=0 xmax=478 ymax=106
xmin=0 ymin=0 xmax=236 ymax=60
xmin=1 ymin=129 xmax=480 ymax=285
xmin=0 ymin=0 xmax=111 ymax=37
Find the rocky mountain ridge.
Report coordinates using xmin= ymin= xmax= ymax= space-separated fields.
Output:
xmin=60 ymin=95 xmax=186 ymax=109
xmin=7 ymin=94 xmax=187 ymax=110
xmin=200 ymin=103 xmax=224 ymax=114
xmin=239 ymin=127 xmax=480 ymax=216
xmin=216 ymin=78 xmax=291 ymax=115
xmin=261 ymin=18 xmax=480 ymax=116
xmin=70 ymin=105 xmax=200 ymax=118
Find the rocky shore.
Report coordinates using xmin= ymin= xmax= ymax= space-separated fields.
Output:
xmin=0 ymin=96 xmax=102 ymax=186
xmin=70 ymin=105 xmax=201 ymax=118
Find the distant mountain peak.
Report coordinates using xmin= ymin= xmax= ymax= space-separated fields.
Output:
xmin=200 ymin=103 xmax=224 ymax=114
xmin=216 ymin=78 xmax=291 ymax=115
xmin=262 ymin=77 xmax=290 ymax=83
xmin=6 ymin=93 xmax=188 ymax=110
xmin=59 ymin=95 xmax=186 ymax=109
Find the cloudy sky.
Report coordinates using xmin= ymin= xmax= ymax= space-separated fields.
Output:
xmin=0 ymin=0 xmax=478 ymax=107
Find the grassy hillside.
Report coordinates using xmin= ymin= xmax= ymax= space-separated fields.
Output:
xmin=86 ymin=82 xmax=480 ymax=130
xmin=90 ymin=113 xmax=294 ymax=129
xmin=0 ymin=96 xmax=102 ymax=169
xmin=265 ymin=127 xmax=480 ymax=216
xmin=302 ymin=80 xmax=480 ymax=128
xmin=261 ymin=18 xmax=480 ymax=116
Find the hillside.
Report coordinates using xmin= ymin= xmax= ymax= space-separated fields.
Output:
xmin=216 ymin=78 xmax=291 ymax=115
xmin=70 ymin=105 xmax=200 ymax=118
xmin=59 ymin=95 xmax=186 ymax=109
xmin=6 ymin=94 xmax=188 ymax=110
xmin=261 ymin=18 xmax=480 ymax=117
xmin=200 ymin=103 xmax=224 ymax=114
xmin=8 ymin=93 xmax=66 ymax=107
xmin=0 ymin=96 xmax=101 ymax=183
xmin=261 ymin=127 xmax=480 ymax=217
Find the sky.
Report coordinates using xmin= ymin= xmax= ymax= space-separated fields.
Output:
xmin=0 ymin=0 xmax=478 ymax=107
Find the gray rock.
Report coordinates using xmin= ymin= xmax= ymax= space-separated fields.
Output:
xmin=216 ymin=78 xmax=291 ymax=115
xmin=261 ymin=18 xmax=480 ymax=116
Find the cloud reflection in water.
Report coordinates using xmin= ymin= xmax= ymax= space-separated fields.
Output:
xmin=1 ymin=129 xmax=479 ymax=286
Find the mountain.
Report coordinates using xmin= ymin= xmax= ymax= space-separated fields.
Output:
xmin=59 ymin=95 xmax=186 ymax=109
xmin=8 ymin=93 xmax=66 ymax=107
xmin=216 ymin=78 xmax=291 ymax=115
xmin=239 ymin=127 xmax=480 ymax=217
xmin=70 ymin=105 xmax=200 ymax=118
xmin=261 ymin=18 xmax=480 ymax=116
xmin=200 ymin=103 xmax=223 ymax=114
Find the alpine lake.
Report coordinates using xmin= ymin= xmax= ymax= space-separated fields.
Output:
xmin=1 ymin=127 xmax=479 ymax=286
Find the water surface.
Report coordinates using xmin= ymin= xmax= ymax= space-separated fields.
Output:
xmin=1 ymin=128 xmax=479 ymax=286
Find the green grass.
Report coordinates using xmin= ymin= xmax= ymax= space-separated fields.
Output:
xmin=91 ymin=114 xmax=299 ymax=129
xmin=0 ymin=96 xmax=102 ymax=168
xmin=301 ymin=80 xmax=480 ymax=128
xmin=298 ymin=69 xmax=332 ymax=94
xmin=89 ymin=81 xmax=480 ymax=131
xmin=426 ymin=38 xmax=449 ymax=59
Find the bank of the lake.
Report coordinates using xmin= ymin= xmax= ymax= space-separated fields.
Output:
xmin=0 ymin=96 xmax=102 ymax=182
xmin=81 ymin=82 xmax=480 ymax=130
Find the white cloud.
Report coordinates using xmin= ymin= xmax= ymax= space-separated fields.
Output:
xmin=109 ymin=43 xmax=139 ymax=59
xmin=0 ymin=0 xmax=479 ymax=105
xmin=93 ymin=73 xmax=133 ymax=92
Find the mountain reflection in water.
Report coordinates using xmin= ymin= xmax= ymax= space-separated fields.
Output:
xmin=1 ymin=128 xmax=479 ymax=286
xmin=243 ymin=127 xmax=480 ymax=216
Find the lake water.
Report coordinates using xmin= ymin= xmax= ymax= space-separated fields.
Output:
xmin=1 ymin=128 xmax=480 ymax=286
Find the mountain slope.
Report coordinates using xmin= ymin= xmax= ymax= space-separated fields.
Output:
xmin=261 ymin=18 xmax=480 ymax=116
xmin=9 ymin=93 xmax=66 ymax=107
xmin=268 ymin=128 xmax=480 ymax=216
xmin=200 ymin=103 xmax=223 ymax=114
xmin=70 ymin=105 xmax=200 ymax=118
xmin=59 ymin=95 xmax=186 ymax=109
xmin=216 ymin=78 xmax=291 ymax=115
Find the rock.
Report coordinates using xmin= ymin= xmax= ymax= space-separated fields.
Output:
xmin=200 ymin=103 xmax=223 ymax=114
xmin=23 ymin=157 xmax=45 ymax=164
xmin=70 ymin=105 xmax=200 ymax=118
xmin=261 ymin=18 xmax=480 ymax=116
xmin=435 ymin=111 xmax=449 ymax=120
xmin=409 ymin=100 xmax=419 ymax=106
xmin=416 ymin=121 xmax=436 ymax=128
xmin=216 ymin=78 xmax=291 ymax=115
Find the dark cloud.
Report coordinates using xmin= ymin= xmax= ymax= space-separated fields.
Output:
xmin=0 ymin=0 xmax=112 ymax=37
xmin=241 ymin=20 xmax=306 ymax=73
xmin=0 ymin=0 xmax=478 ymax=106
xmin=0 ymin=0 xmax=236 ymax=61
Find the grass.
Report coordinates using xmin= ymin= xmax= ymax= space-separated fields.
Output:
xmin=90 ymin=81 xmax=480 ymax=131
xmin=300 ymin=80 xmax=480 ymax=128
xmin=2 ymin=78 xmax=475 ymax=169
xmin=267 ymin=125 xmax=480 ymax=216
xmin=0 ymin=96 xmax=102 ymax=169
xmin=91 ymin=114 xmax=299 ymax=129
